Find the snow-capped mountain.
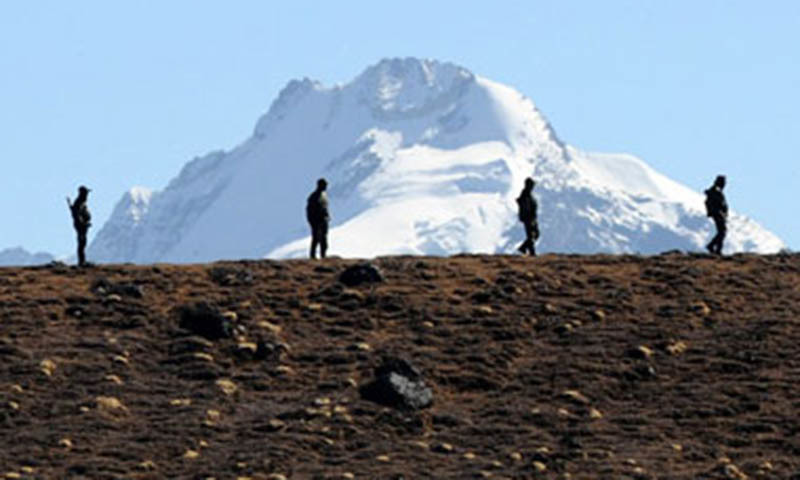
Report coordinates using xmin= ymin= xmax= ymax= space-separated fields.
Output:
xmin=0 ymin=247 xmax=54 ymax=266
xmin=88 ymin=58 xmax=784 ymax=263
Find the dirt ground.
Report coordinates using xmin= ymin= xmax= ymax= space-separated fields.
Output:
xmin=1 ymin=252 xmax=800 ymax=479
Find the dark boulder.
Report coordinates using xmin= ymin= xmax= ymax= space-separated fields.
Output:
xmin=339 ymin=263 xmax=384 ymax=287
xmin=360 ymin=356 xmax=433 ymax=410
xmin=177 ymin=302 xmax=232 ymax=340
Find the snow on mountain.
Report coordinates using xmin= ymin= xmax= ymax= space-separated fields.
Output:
xmin=0 ymin=247 xmax=54 ymax=266
xmin=88 ymin=58 xmax=784 ymax=263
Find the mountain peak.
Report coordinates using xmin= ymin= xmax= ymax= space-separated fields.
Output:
xmin=353 ymin=57 xmax=475 ymax=117
xmin=89 ymin=59 xmax=784 ymax=264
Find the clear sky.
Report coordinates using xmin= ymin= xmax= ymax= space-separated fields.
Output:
xmin=1 ymin=0 xmax=798 ymax=256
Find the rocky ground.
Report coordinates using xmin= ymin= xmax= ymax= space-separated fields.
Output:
xmin=1 ymin=253 xmax=800 ymax=479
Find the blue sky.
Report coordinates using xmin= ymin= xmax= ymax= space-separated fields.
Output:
xmin=1 ymin=0 xmax=798 ymax=256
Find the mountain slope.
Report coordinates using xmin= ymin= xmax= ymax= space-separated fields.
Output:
xmin=88 ymin=58 xmax=783 ymax=263
xmin=2 ymin=254 xmax=800 ymax=477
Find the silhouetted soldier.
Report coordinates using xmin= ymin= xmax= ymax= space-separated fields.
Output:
xmin=306 ymin=178 xmax=330 ymax=259
xmin=704 ymin=175 xmax=728 ymax=255
xmin=516 ymin=177 xmax=539 ymax=256
xmin=67 ymin=185 xmax=92 ymax=266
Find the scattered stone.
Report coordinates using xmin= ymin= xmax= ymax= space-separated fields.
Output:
xmin=178 ymin=302 xmax=234 ymax=340
xmin=95 ymin=396 xmax=127 ymax=412
xmin=339 ymin=263 xmax=384 ymax=287
xmin=359 ymin=356 xmax=433 ymax=410
xmin=236 ymin=342 xmax=258 ymax=356
xmin=8 ymin=401 xmax=19 ymax=411
xmin=666 ymin=341 xmax=688 ymax=356
xmin=112 ymin=354 xmax=129 ymax=365
xmin=509 ymin=452 xmax=523 ymax=462
xmin=589 ymin=408 xmax=603 ymax=419
xmin=137 ymin=460 xmax=157 ymax=471
xmin=257 ymin=320 xmax=282 ymax=334
xmin=691 ymin=301 xmax=712 ymax=316
xmin=59 ymin=438 xmax=73 ymax=448
xmin=560 ymin=389 xmax=590 ymax=405
xmin=532 ymin=461 xmax=547 ymax=472
xmin=433 ymin=443 xmax=454 ymax=454
xmin=628 ymin=345 xmax=654 ymax=360
xmin=193 ymin=352 xmax=215 ymax=363
xmin=591 ymin=309 xmax=606 ymax=321
xmin=306 ymin=303 xmax=323 ymax=312
xmin=183 ymin=449 xmax=200 ymax=459
xmin=266 ymin=474 xmax=288 ymax=480
xmin=40 ymin=358 xmax=56 ymax=377
xmin=105 ymin=374 xmax=123 ymax=385
xmin=10 ymin=385 xmax=23 ymax=393
xmin=721 ymin=463 xmax=748 ymax=480
xmin=351 ymin=342 xmax=372 ymax=351
xmin=464 ymin=452 xmax=476 ymax=460
xmin=216 ymin=378 xmax=238 ymax=396
xmin=376 ymin=455 xmax=391 ymax=463
xmin=170 ymin=398 xmax=192 ymax=407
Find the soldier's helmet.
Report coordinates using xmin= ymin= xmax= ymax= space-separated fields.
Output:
xmin=317 ymin=178 xmax=328 ymax=190
xmin=714 ymin=175 xmax=726 ymax=188
xmin=524 ymin=177 xmax=535 ymax=189
xmin=78 ymin=185 xmax=91 ymax=195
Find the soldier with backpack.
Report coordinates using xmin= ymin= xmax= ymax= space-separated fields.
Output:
xmin=704 ymin=175 xmax=728 ymax=255
xmin=67 ymin=185 xmax=92 ymax=267
xmin=306 ymin=178 xmax=330 ymax=259
xmin=516 ymin=177 xmax=539 ymax=256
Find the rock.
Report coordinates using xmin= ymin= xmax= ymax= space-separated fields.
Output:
xmin=183 ymin=449 xmax=200 ymax=459
xmin=95 ymin=396 xmax=128 ymax=412
xmin=628 ymin=345 xmax=654 ymax=360
xmin=216 ymin=378 xmax=238 ymax=396
xmin=691 ymin=301 xmax=712 ymax=316
xmin=339 ymin=262 xmax=384 ymax=287
xmin=40 ymin=358 xmax=56 ymax=376
xmin=560 ymin=389 xmax=590 ymax=405
xmin=433 ymin=442 xmax=454 ymax=454
xmin=359 ymin=356 xmax=433 ymax=410
xmin=177 ymin=302 xmax=233 ymax=340
xmin=666 ymin=341 xmax=688 ymax=356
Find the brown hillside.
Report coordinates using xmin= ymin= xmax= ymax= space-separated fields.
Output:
xmin=1 ymin=253 xmax=800 ymax=479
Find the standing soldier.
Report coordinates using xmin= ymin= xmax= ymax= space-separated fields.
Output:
xmin=704 ymin=175 xmax=728 ymax=255
xmin=67 ymin=185 xmax=92 ymax=266
xmin=516 ymin=177 xmax=539 ymax=256
xmin=306 ymin=178 xmax=330 ymax=259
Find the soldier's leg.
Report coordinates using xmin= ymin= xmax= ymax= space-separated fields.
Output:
xmin=518 ymin=221 xmax=530 ymax=254
xmin=77 ymin=230 xmax=87 ymax=266
xmin=715 ymin=217 xmax=727 ymax=254
xmin=524 ymin=222 xmax=535 ymax=255
xmin=309 ymin=224 xmax=319 ymax=259
xmin=319 ymin=223 xmax=328 ymax=259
